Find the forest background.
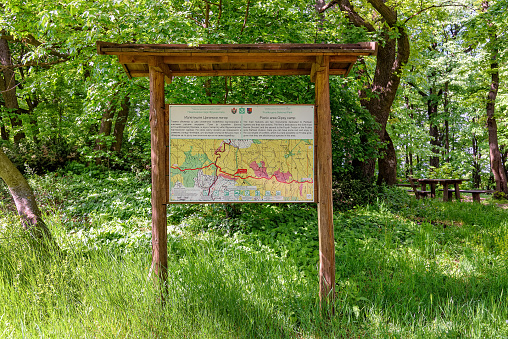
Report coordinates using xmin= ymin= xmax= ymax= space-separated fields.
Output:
xmin=0 ymin=0 xmax=506 ymax=191
xmin=1 ymin=0 xmax=508 ymax=338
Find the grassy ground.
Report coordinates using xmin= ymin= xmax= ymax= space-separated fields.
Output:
xmin=1 ymin=169 xmax=508 ymax=338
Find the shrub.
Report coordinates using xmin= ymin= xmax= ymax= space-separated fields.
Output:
xmin=332 ymin=176 xmax=378 ymax=212
xmin=3 ymin=139 xmax=78 ymax=174
xmin=492 ymin=191 xmax=507 ymax=200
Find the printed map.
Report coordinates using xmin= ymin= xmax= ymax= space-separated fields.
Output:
xmin=169 ymin=139 xmax=314 ymax=202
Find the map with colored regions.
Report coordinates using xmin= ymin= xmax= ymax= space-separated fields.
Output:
xmin=170 ymin=139 xmax=314 ymax=202
xmin=167 ymin=104 xmax=314 ymax=203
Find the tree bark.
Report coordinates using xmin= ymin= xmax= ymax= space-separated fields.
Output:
xmin=377 ymin=130 xmax=397 ymax=185
xmin=472 ymin=134 xmax=481 ymax=188
xmin=407 ymin=81 xmax=442 ymax=168
xmin=429 ymin=92 xmax=441 ymax=168
xmin=320 ymin=0 xmax=410 ymax=185
xmin=0 ymin=149 xmax=53 ymax=240
xmin=94 ymin=99 xmax=117 ymax=165
xmin=1 ymin=120 xmax=8 ymax=140
xmin=484 ymin=2 xmax=507 ymax=193
xmin=443 ymin=81 xmax=450 ymax=162
xmin=111 ymin=95 xmax=130 ymax=153
xmin=0 ymin=38 xmax=24 ymax=144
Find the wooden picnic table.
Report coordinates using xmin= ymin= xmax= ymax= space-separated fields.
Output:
xmin=417 ymin=178 xmax=464 ymax=202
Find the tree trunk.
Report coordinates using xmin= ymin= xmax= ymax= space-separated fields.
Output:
xmin=409 ymin=151 xmax=414 ymax=176
xmin=0 ymin=149 xmax=53 ymax=240
xmin=484 ymin=2 xmax=507 ymax=193
xmin=94 ymin=101 xmax=116 ymax=165
xmin=443 ymin=81 xmax=450 ymax=162
xmin=428 ymin=87 xmax=442 ymax=168
xmin=110 ymin=95 xmax=130 ymax=153
xmin=377 ymin=130 xmax=397 ymax=185
xmin=1 ymin=120 xmax=8 ymax=140
xmin=320 ymin=0 xmax=410 ymax=185
xmin=472 ymin=134 xmax=481 ymax=189
xmin=0 ymin=38 xmax=24 ymax=144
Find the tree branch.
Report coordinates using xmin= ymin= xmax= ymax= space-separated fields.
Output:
xmin=318 ymin=0 xmax=339 ymax=13
xmin=240 ymin=0 xmax=251 ymax=35
xmin=320 ymin=0 xmax=376 ymax=32
xmin=403 ymin=3 xmax=472 ymax=25
xmin=1 ymin=32 xmax=69 ymax=59
xmin=406 ymin=81 xmax=427 ymax=98
xmin=367 ymin=0 xmax=397 ymax=26
xmin=0 ymin=59 xmax=68 ymax=71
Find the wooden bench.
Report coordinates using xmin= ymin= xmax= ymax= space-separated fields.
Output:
xmin=408 ymin=177 xmax=431 ymax=199
xmin=396 ymin=183 xmax=412 ymax=187
xmin=459 ymin=190 xmax=493 ymax=202
xmin=441 ymin=189 xmax=493 ymax=202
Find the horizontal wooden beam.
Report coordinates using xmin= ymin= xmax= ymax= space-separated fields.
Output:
xmin=97 ymin=41 xmax=378 ymax=56
xmin=119 ymin=54 xmax=359 ymax=65
xmin=128 ymin=69 xmax=347 ymax=77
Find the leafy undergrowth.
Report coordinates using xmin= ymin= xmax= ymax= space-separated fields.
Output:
xmin=1 ymin=171 xmax=508 ymax=338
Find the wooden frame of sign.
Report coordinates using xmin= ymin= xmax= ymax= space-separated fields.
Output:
xmin=97 ymin=41 xmax=378 ymax=309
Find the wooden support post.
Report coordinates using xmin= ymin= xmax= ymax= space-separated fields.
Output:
xmin=149 ymin=65 xmax=168 ymax=286
xmin=315 ymin=55 xmax=335 ymax=312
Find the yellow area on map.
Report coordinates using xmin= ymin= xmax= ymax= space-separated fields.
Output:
xmin=169 ymin=139 xmax=314 ymax=202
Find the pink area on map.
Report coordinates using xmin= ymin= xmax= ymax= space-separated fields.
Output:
xmin=249 ymin=161 xmax=269 ymax=178
xmin=274 ymin=169 xmax=292 ymax=183
xmin=299 ymin=183 xmax=303 ymax=196
xmin=219 ymin=173 xmax=237 ymax=181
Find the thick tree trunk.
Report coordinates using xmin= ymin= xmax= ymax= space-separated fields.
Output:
xmin=0 ymin=149 xmax=53 ymax=240
xmin=320 ymin=0 xmax=410 ymax=185
xmin=443 ymin=81 xmax=450 ymax=162
xmin=365 ymin=30 xmax=408 ymax=184
xmin=483 ymin=2 xmax=507 ymax=193
xmin=111 ymin=95 xmax=130 ymax=153
xmin=377 ymin=130 xmax=397 ymax=185
xmin=0 ymin=38 xmax=24 ymax=144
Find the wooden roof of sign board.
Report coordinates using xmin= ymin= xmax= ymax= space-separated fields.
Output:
xmin=96 ymin=41 xmax=377 ymax=79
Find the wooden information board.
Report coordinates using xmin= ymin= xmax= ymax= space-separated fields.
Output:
xmin=97 ymin=41 xmax=378 ymax=310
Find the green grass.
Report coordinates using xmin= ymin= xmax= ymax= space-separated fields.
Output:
xmin=1 ymin=171 xmax=508 ymax=337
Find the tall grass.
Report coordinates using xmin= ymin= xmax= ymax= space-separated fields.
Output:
xmin=1 ymin=172 xmax=508 ymax=337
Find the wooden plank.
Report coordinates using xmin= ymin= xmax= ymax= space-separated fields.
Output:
xmin=329 ymin=55 xmax=359 ymax=63
xmin=97 ymin=41 xmax=378 ymax=57
xmin=310 ymin=61 xmax=319 ymax=83
xmin=121 ymin=64 xmax=132 ymax=79
xmin=119 ymin=55 xmax=150 ymax=64
xmin=162 ymin=55 xmax=316 ymax=64
xmin=328 ymin=69 xmax=348 ymax=76
xmin=149 ymin=67 xmax=168 ymax=288
xmin=128 ymin=69 xmax=313 ymax=77
xmin=315 ymin=55 xmax=335 ymax=313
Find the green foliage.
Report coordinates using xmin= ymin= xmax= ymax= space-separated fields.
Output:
xmin=330 ymin=78 xmax=380 ymax=179
xmin=2 ymin=139 xmax=78 ymax=174
xmin=492 ymin=191 xmax=507 ymax=200
xmin=426 ymin=163 xmax=461 ymax=180
xmin=332 ymin=176 xmax=378 ymax=212
xmin=2 ymin=170 xmax=508 ymax=337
